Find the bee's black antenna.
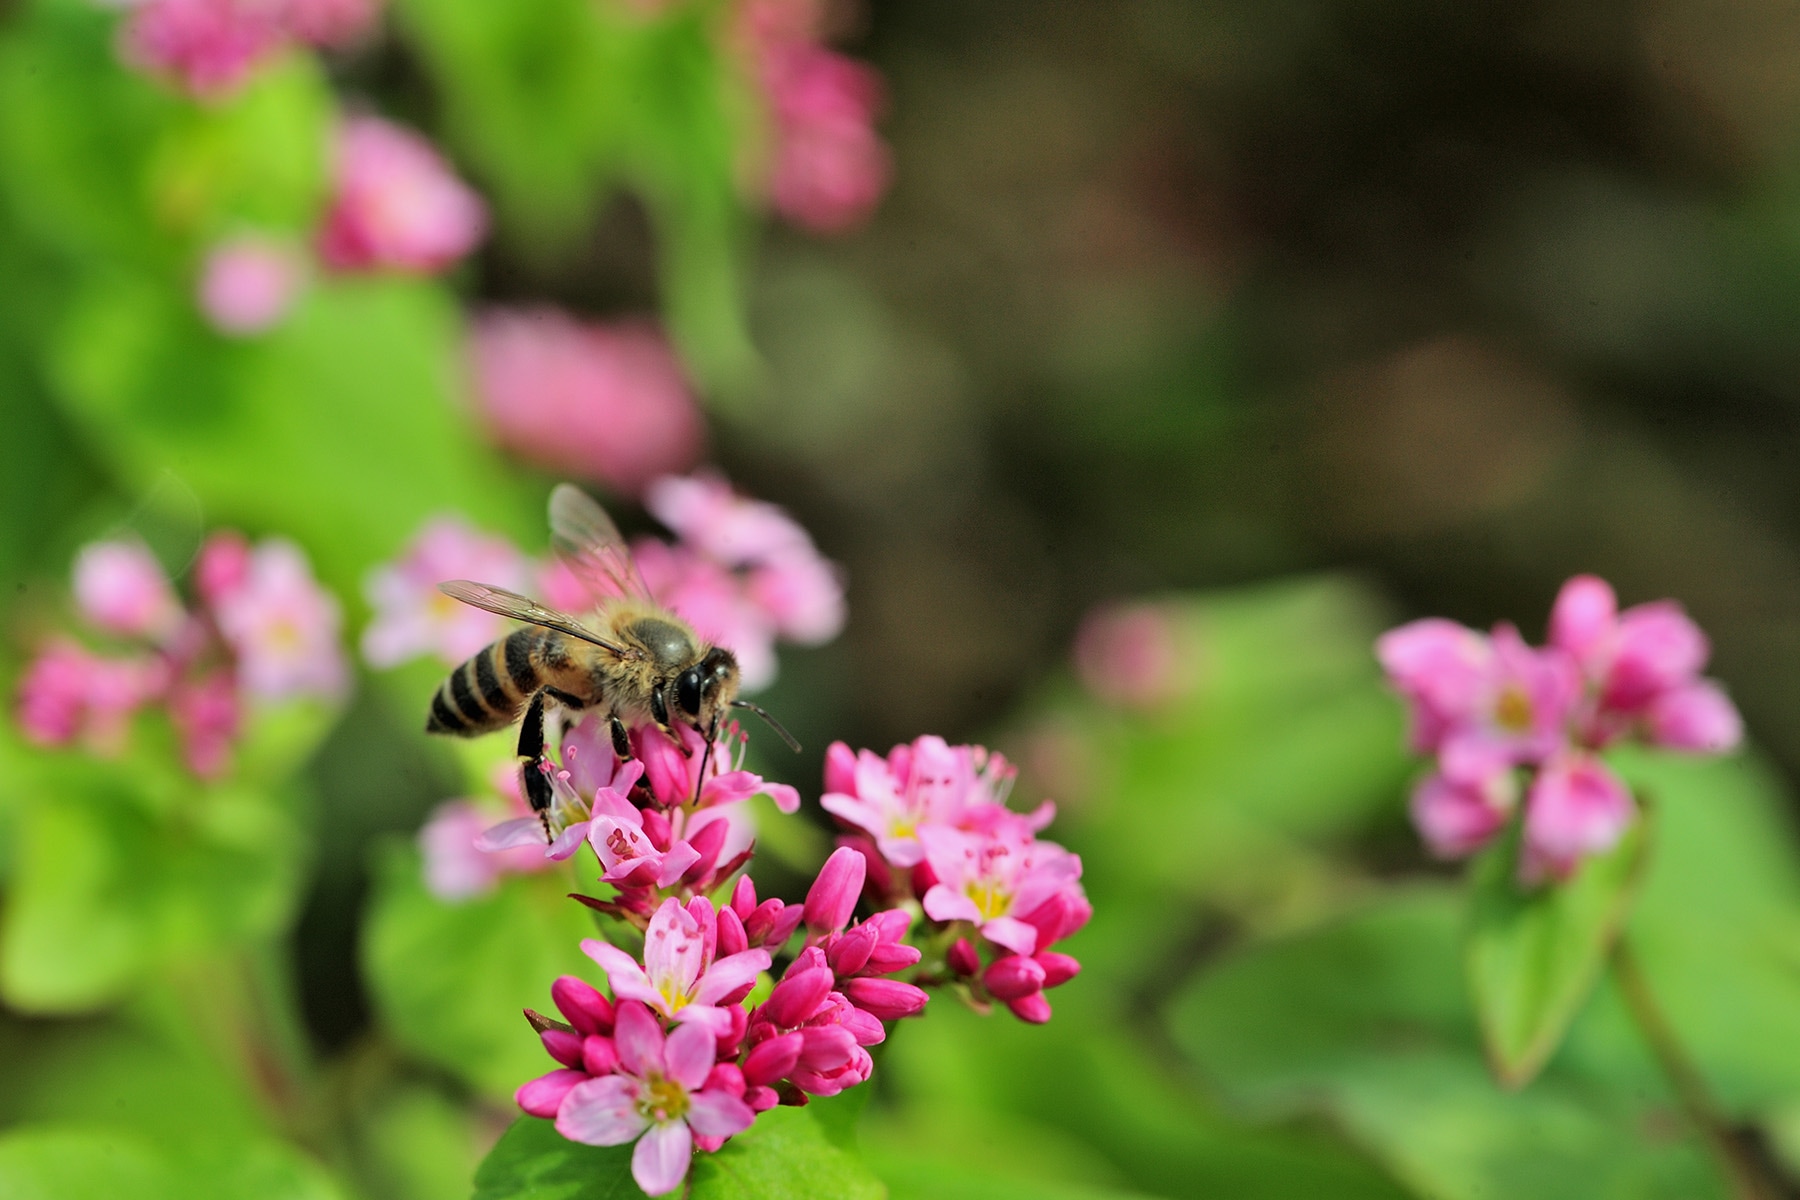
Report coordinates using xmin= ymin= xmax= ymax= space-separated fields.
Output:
xmin=730 ymin=700 xmax=802 ymax=753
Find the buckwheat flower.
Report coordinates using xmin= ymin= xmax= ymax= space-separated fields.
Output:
xmin=211 ymin=538 xmax=347 ymax=701
xmin=821 ymin=736 xmax=1022 ymax=868
xmin=762 ymin=46 xmax=890 ymax=234
xmin=802 ymin=845 xmax=865 ymax=935
xmin=468 ymin=310 xmax=704 ymax=496
xmin=583 ymin=897 xmax=771 ymax=1035
xmin=119 ymin=0 xmax=284 ymax=100
xmin=1520 ymin=754 xmax=1635 ymax=884
xmin=195 ymin=531 xmax=252 ymax=608
xmin=643 ymin=473 xmax=812 ymax=569
xmin=362 ymin=517 xmax=531 ymax=667
xmin=746 ymin=550 xmax=845 ymax=645
xmin=168 ymin=670 xmax=241 ymax=780
xmin=15 ymin=639 xmax=167 ymax=755
xmin=919 ymin=824 xmax=1085 ymax=957
xmin=479 ymin=753 xmax=645 ymax=862
xmin=197 ymin=235 xmax=304 ymax=336
xmin=72 ymin=538 xmax=183 ymax=641
xmin=1073 ymin=600 xmax=1192 ymax=710
xmin=317 ymin=116 xmax=486 ymax=274
xmin=1410 ymin=761 xmax=1518 ymax=860
xmin=278 ymin=0 xmax=378 ymax=47
xmin=556 ymin=1001 xmax=755 ymax=1197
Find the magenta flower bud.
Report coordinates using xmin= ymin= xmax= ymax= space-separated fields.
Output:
xmin=706 ymin=1062 xmax=747 ymax=1098
xmin=788 ymin=946 xmax=828 ymax=975
xmin=680 ymin=817 xmax=729 ymax=886
xmin=1034 ymin=951 xmax=1081 ymax=989
xmin=864 ymin=943 xmax=922 ymax=975
xmin=715 ymin=997 xmax=750 ymax=1057
xmin=717 ymin=905 xmax=750 ymax=959
xmin=1020 ymin=892 xmax=1092 ymax=948
xmin=1007 ymin=992 xmax=1053 ymax=1024
xmin=947 ymin=937 xmax=980 ymax=977
xmin=842 ymin=977 xmax=929 ymax=1020
xmin=823 ymin=740 xmax=858 ymax=795
xmin=839 ymin=1005 xmax=887 ymax=1047
xmin=746 ymin=1085 xmax=780 ymax=1112
xmin=825 ymin=924 xmax=877 ymax=977
xmin=796 ymin=1025 xmax=858 ymax=1072
xmin=580 ymin=1035 xmax=617 ymax=1076
xmin=742 ymin=1031 xmax=804 ymax=1086
xmin=765 ymin=905 xmax=806 ymax=947
xmin=639 ymin=807 xmax=673 ymax=851
xmin=910 ymin=855 xmax=938 ymax=897
xmin=867 ymin=908 xmax=911 ymax=941
xmin=550 ymin=975 xmax=614 ymax=1035
xmin=982 ymin=955 xmax=1046 ymax=1002
xmin=1647 ymin=681 xmax=1743 ymax=753
xmin=540 ymin=1027 xmax=584 ymax=1068
xmin=839 ymin=836 xmax=894 ymax=901
xmin=515 ymin=1068 xmax=586 ymax=1118
xmin=731 ymin=874 xmax=758 ymax=919
xmin=805 ymin=846 xmax=866 ymax=934
xmin=763 ymin=967 xmax=835 ymax=1027
xmin=1549 ymin=575 xmax=1617 ymax=672
xmin=196 ymin=531 xmax=252 ymax=608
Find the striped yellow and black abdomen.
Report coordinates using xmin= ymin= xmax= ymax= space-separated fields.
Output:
xmin=425 ymin=627 xmax=543 ymax=736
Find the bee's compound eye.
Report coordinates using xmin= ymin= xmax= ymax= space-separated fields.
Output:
xmin=676 ymin=668 xmax=703 ymax=717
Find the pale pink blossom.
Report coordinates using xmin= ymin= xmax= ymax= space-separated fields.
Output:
xmin=211 ymin=538 xmax=347 ymax=701
xmin=746 ymin=552 xmax=844 ymax=645
xmin=318 ymin=116 xmax=486 ymax=274
xmin=643 ymin=473 xmax=810 ymax=568
xmin=1378 ymin=620 xmax=1578 ymax=769
xmin=821 ymin=735 xmax=1028 ymax=869
xmin=1520 ymin=754 xmax=1636 ymax=884
xmin=420 ymin=788 xmax=559 ymax=901
xmin=278 ymin=0 xmax=378 ymax=47
xmin=919 ymin=824 xmax=1084 ymax=957
xmin=763 ymin=47 xmax=889 ymax=234
xmin=1646 ymin=682 xmax=1742 ymax=753
xmin=469 ymin=310 xmax=704 ymax=496
xmin=583 ymin=898 xmax=771 ymax=1035
xmin=478 ymin=748 xmax=645 ymax=864
xmin=1073 ymin=600 xmax=1191 ymax=710
xmin=197 ymin=236 xmax=304 ymax=336
xmin=555 ymin=1001 xmax=755 ymax=1196
xmin=1410 ymin=764 xmax=1518 ymax=860
xmin=1376 ymin=618 xmax=1494 ymax=754
xmin=72 ymin=539 xmax=183 ymax=641
xmin=119 ymin=0 xmax=284 ymax=99
xmin=362 ymin=517 xmax=531 ymax=667
xmin=15 ymin=639 xmax=167 ymax=755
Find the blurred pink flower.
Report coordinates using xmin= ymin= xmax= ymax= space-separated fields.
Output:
xmin=362 ymin=516 xmax=531 ymax=668
xmin=168 ymin=670 xmax=241 ymax=779
xmin=1410 ymin=765 xmax=1517 ymax=860
xmin=195 ymin=531 xmax=252 ymax=608
xmin=644 ymin=473 xmax=808 ymax=567
xmin=212 ymin=538 xmax=347 ymax=701
xmin=746 ymin=552 xmax=843 ymax=644
xmin=278 ymin=0 xmax=379 ymax=47
xmin=73 ymin=538 xmax=183 ymax=641
xmin=1520 ymin=754 xmax=1635 ymax=884
xmin=1072 ymin=601 xmax=1192 ymax=710
xmin=468 ymin=310 xmax=705 ymax=496
xmin=420 ymin=795 xmax=556 ymax=900
xmin=555 ymin=1001 xmax=755 ymax=1197
xmin=197 ymin=236 xmax=304 ymax=336
xmin=15 ymin=639 xmax=168 ymax=755
xmin=318 ymin=116 xmax=486 ymax=274
xmin=119 ymin=0 xmax=285 ymax=100
xmin=763 ymin=47 xmax=890 ymax=234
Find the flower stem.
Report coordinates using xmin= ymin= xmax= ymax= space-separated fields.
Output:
xmin=1612 ymin=939 xmax=1790 ymax=1199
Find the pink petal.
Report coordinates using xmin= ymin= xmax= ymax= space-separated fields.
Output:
xmin=693 ymin=948 xmax=772 ymax=1007
xmin=1647 ymin=681 xmax=1743 ymax=754
xmin=686 ymin=1090 xmax=756 ymax=1139
xmin=612 ymin=1000 xmax=667 ymax=1078
xmin=980 ymin=916 xmax=1040 ymax=957
xmin=632 ymin=1120 xmax=693 ymax=1197
xmin=663 ymin=1021 xmax=718 ymax=1091
xmin=670 ymin=1004 xmax=735 ymax=1036
xmin=921 ymin=884 xmax=980 ymax=925
xmin=546 ymin=820 xmax=592 ymax=860
xmin=515 ymin=1068 xmax=587 ymax=1119
xmin=1548 ymin=575 xmax=1618 ymax=672
xmin=582 ymin=939 xmax=657 ymax=1003
xmin=475 ymin=817 xmax=545 ymax=852
xmin=556 ymin=1075 xmax=648 ymax=1145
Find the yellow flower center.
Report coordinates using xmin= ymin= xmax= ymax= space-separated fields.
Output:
xmin=1495 ymin=685 xmax=1533 ymax=733
xmin=637 ymin=1074 xmax=690 ymax=1124
xmin=967 ymin=881 xmax=1011 ymax=922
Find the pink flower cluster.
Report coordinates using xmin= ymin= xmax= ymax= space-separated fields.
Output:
xmin=363 ymin=477 xmax=842 ymax=693
xmin=1378 ymin=575 xmax=1743 ymax=882
xmin=467 ymin=310 xmax=704 ymax=497
xmin=516 ymin=857 xmax=926 ymax=1196
xmin=735 ymin=0 xmax=890 ymax=233
xmin=821 ymin=735 xmax=1089 ymax=1023
xmin=120 ymin=0 xmax=379 ymax=101
xmin=15 ymin=533 xmax=346 ymax=778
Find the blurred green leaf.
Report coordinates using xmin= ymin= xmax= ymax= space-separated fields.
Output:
xmin=361 ymin=843 xmax=599 ymax=1098
xmin=1466 ymin=816 xmax=1647 ymax=1089
xmin=0 ymin=1123 xmax=344 ymax=1200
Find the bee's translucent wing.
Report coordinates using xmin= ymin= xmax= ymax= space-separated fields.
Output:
xmin=437 ymin=580 xmax=636 ymax=658
xmin=547 ymin=483 xmax=657 ymax=603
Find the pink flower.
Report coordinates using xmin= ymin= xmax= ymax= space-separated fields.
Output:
xmin=317 ymin=116 xmax=486 ymax=274
xmin=15 ymin=639 xmax=167 ymax=754
xmin=1409 ymin=765 xmax=1517 ymax=860
xmin=745 ymin=551 xmax=844 ymax=645
xmin=1376 ymin=618 xmax=1494 ymax=754
xmin=1378 ymin=620 xmax=1577 ymax=770
xmin=168 ymin=671 xmax=241 ymax=779
xmin=821 ymin=735 xmax=1026 ymax=869
xmin=478 ymin=741 xmax=645 ymax=863
xmin=468 ymin=310 xmax=704 ymax=496
xmin=919 ymin=824 xmax=1084 ymax=957
xmin=762 ymin=47 xmax=890 ymax=234
xmin=643 ymin=473 xmax=811 ymax=568
xmin=211 ymin=538 xmax=347 ymax=701
xmin=582 ymin=898 xmax=771 ymax=1035
xmin=278 ymin=0 xmax=379 ymax=47
xmin=420 ymin=790 xmax=558 ymax=901
xmin=1520 ymin=754 xmax=1635 ymax=884
xmin=197 ymin=236 xmax=304 ymax=336
xmin=361 ymin=517 xmax=531 ymax=667
xmin=119 ymin=0 xmax=285 ymax=100
xmin=632 ymin=723 xmax=800 ymax=815
xmin=1073 ymin=601 xmax=1193 ymax=710
xmin=196 ymin=531 xmax=252 ymax=608
xmin=72 ymin=539 xmax=183 ymax=641
xmin=555 ymin=1001 xmax=756 ymax=1197
xmin=1646 ymin=682 xmax=1742 ymax=753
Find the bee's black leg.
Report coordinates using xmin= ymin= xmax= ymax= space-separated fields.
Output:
xmin=610 ymin=716 xmax=632 ymax=761
xmin=518 ymin=691 xmax=554 ymax=830
xmin=650 ymin=685 xmax=691 ymax=757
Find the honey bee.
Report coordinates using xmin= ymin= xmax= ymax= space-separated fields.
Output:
xmin=425 ymin=484 xmax=798 ymax=816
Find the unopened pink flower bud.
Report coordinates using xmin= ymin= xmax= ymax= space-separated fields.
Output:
xmin=823 ymin=740 xmax=857 ymax=795
xmin=680 ymin=817 xmax=729 ymax=886
xmin=580 ymin=1035 xmax=617 ymax=1076
xmin=804 ymin=846 xmax=865 ymax=934
xmin=742 ymin=1031 xmax=804 ymax=1086
xmin=841 ymin=977 xmax=928 ymax=1020
xmin=540 ymin=1027 xmax=583 ymax=1068
xmin=550 ymin=975 xmax=614 ymax=1035
xmin=1035 ymin=951 xmax=1081 ymax=989
xmin=717 ymin=906 xmax=749 ymax=958
xmin=796 ymin=1025 xmax=858 ymax=1072
xmin=982 ymin=955 xmax=1046 ymax=1002
xmin=825 ymin=924 xmax=877 ymax=977
xmin=707 ymin=1062 xmax=747 ymax=1098
xmin=640 ymin=807 xmax=673 ymax=851
xmin=865 ymin=942 xmax=922 ymax=975
xmin=731 ymin=874 xmax=759 ymax=919
xmin=947 ymin=937 xmax=980 ymax=976
xmin=745 ymin=1085 xmax=780 ymax=1112
xmin=1646 ymin=681 xmax=1743 ymax=753
xmin=764 ymin=967 xmax=834 ymax=1028
xmin=515 ymin=1068 xmax=585 ymax=1118
xmin=1007 ymin=992 xmax=1053 ymax=1024
xmin=195 ymin=531 xmax=251 ymax=607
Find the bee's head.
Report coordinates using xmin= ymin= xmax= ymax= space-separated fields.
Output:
xmin=673 ymin=647 xmax=740 ymax=730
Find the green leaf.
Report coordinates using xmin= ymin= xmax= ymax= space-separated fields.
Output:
xmin=360 ymin=843 xmax=600 ymax=1097
xmin=471 ymin=1116 xmax=639 ymax=1200
xmin=1466 ymin=814 xmax=1649 ymax=1088
xmin=0 ymin=1124 xmax=344 ymax=1200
